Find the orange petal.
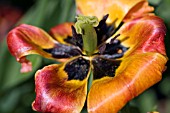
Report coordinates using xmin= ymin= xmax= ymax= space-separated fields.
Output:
xmin=109 ymin=15 xmax=167 ymax=57
xmin=50 ymin=22 xmax=74 ymax=45
xmin=7 ymin=24 xmax=56 ymax=72
xmin=32 ymin=57 xmax=91 ymax=113
xmin=76 ymin=0 xmax=152 ymax=27
xmin=88 ymin=53 xmax=167 ymax=113
xmin=7 ymin=24 xmax=81 ymax=73
xmin=124 ymin=1 xmax=154 ymax=22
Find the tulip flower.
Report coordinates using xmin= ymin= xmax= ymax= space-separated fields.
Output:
xmin=7 ymin=0 xmax=167 ymax=112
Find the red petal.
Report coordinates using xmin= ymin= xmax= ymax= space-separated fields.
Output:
xmin=7 ymin=24 xmax=56 ymax=72
xmin=32 ymin=57 xmax=90 ymax=112
xmin=110 ymin=15 xmax=167 ymax=56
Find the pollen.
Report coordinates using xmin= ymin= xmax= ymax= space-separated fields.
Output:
xmin=117 ymin=49 xmax=123 ymax=54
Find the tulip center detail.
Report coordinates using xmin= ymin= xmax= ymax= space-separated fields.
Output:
xmin=43 ymin=15 xmax=129 ymax=81
xmin=75 ymin=15 xmax=99 ymax=56
xmin=64 ymin=57 xmax=90 ymax=80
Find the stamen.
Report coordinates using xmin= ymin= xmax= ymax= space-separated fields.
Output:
xmin=97 ymin=14 xmax=109 ymax=28
xmin=99 ymin=34 xmax=120 ymax=54
xmin=71 ymin=25 xmax=83 ymax=49
xmin=112 ymin=21 xmax=124 ymax=35
xmin=98 ymin=44 xmax=106 ymax=54
xmin=110 ymin=34 xmax=120 ymax=44
xmin=71 ymin=25 xmax=78 ymax=39
xmin=95 ymin=14 xmax=118 ymax=45
xmin=98 ymin=33 xmax=128 ymax=59
xmin=44 ymin=44 xmax=81 ymax=58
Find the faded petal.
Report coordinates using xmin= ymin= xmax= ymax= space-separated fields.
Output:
xmin=7 ymin=24 xmax=56 ymax=72
xmin=7 ymin=24 xmax=81 ymax=72
xmin=32 ymin=57 xmax=91 ymax=113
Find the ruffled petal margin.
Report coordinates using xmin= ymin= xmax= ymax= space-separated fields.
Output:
xmin=88 ymin=53 xmax=167 ymax=113
xmin=7 ymin=24 xmax=81 ymax=73
xmin=7 ymin=24 xmax=56 ymax=72
xmin=32 ymin=57 xmax=90 ymax=113
xmin=76 ymin=0 xmax=153 ymax=27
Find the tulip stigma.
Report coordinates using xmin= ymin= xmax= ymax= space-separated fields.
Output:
xmin=75 ymin=15 xmax=99 ymax=56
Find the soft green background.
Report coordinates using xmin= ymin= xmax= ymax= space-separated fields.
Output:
xmin=0 ymin=0 xmax=170 ymax=113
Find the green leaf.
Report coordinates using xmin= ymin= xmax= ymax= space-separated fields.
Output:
xmin=18 ymin=0 xmax=53 ymax=27
xmin=136 ymin=89 xmax=158 ymax=113
xmin=18 ymin=0 xmax=76 ymax=30
xmin=158 ymin=76 xmax=170 ymax=97
xmin=155 ymin=0 xmax=170 ymax=23
xmin=149 ymin=0 xmax=161 ymax=5
xmin=119 ymin=103 xmax=141 ymax=113
xmin=41 ymin=0 xmax=76 ymax=30
xmin=0 ymin=0 xmax=76 ymax=112
xmin=88 ymin=71 xmax=93 ymax=92
xmin=0 ymin=0 xmax=76 ymax=91
xmin=0 ymin=40 xmax=42 ymax=91
xmin=0 ymin=81 xmax=36 ymax=113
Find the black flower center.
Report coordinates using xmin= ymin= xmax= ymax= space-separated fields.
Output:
xmin=64 ymin=57 xmax=90 ymax=81
xmin=44 ymin=43 xmax=82 ymax=58
xmin=44 ymin=15 xmax=129 ymax=80
xmin=44 ymin=14 xmax=128 ymax=60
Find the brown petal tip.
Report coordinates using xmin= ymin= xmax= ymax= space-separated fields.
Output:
xmin=20 ymin=61 xmax=32 ymax=73
xmin=19 ymin=57 xmax=32 ymax=73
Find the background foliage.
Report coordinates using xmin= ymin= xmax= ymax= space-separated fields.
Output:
xmin=0 ymin=0 xmax=169 ymax=113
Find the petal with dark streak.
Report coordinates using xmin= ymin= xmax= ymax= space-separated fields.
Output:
xmin=7 ymin=24 xmax=81 ymax=72
xmin=32 ymin=57 xmax=91 ymax=113
xmin=112 ymin=15 xmax=166 ymax=56
xmin=88 ymin=53 xmax=167 ymax=113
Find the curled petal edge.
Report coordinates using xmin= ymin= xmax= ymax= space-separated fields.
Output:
xmin=107 ymin=15 xmax=167 ymax=58
xmin=7 ymin=24 xmax=79 ymax=73
xmin=7 ymin=24 xmax=56 ymax=72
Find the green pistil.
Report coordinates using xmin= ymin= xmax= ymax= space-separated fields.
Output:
xmin=75 ymin=15 xmax=99 ymax=56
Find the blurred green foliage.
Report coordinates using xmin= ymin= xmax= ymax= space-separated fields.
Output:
xmin=0 ymin=0 xmax=170 ymax=113
xmin=0 ymin=0 xmax=76 ymax=113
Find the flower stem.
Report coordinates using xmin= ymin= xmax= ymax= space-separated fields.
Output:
xmin=88 ymin=70 xmax=93 ymax=92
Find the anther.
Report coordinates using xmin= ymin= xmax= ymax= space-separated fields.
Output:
xmin=110 ymin=34 xmax=120 ymax=44
xmin=97 ymin=14 xmax=109 ymax=28
xmin=71 ymin=25 xmax=78 ymax=38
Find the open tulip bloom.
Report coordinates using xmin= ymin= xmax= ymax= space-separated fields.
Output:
xmin=7 ymin=0 xmax=168 ymax=113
